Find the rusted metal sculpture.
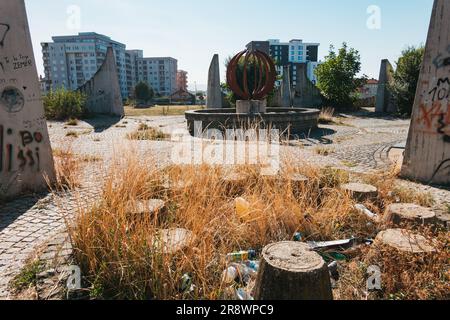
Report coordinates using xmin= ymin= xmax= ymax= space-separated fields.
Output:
xmin=226 ymin=49 xmax=277 ymax=100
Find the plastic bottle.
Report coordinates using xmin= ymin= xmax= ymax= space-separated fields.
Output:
xmin=180 ymin=273 xmax=194 ymax=293
xmin=236 ymin=288 xmax=254 ymax=301
xmin=222 ymin=266 xmax=238 ymax=284
xmin=294 ymin=232 xmax=303 ymax=242
xmin=245 ymin=260 xmax=260 ymax=272
xmin=226 ymin=250 xmax=257 ymax=263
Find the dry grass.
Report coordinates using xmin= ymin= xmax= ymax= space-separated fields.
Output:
xmin=66 ymin=131 xmax=79 ymax=138
xmin=319 ymin=107 xmax=351 ymax=126
xmin=319 ymin=107 xmax=335 ymax=124
xmin=127 ymin=123 xmax=170 ymax=141
xmin=65 ymin=118 xmax=79 ymax=126
xmin=52 ymin=146 xmax=81 ymax=190
xmin=124 ymin=105 xmax=204 ymax=117
xmin=337 ymin=227 xmax=449 ymax=300
xmin=314 ymin=146 xmax=335 ymax=156
xmin=79 ymin=154 xmax=102 ymax=163
xmin=67 ymin=152 xmax=448 ymax=300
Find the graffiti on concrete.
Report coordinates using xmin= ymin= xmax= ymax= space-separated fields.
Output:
xmin=417 ymin=75 xmax=450 ymax=142
xmin=0 ymin=86 xmax=25 ymax=113
xmin=430 ymin=159 xmax=450 ymax=183
xmin=0 ymin=125 xmax=44 ymax=172
xmin=0 ymin=22 xmax=10 ymax=47
xmin=432 ymin=45 xmax=450 ymax=69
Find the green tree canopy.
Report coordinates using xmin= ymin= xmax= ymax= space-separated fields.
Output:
xmin=390 ymin=45 xmax=425 ymax=116
xmin=134 ymin=82 xmax=154 ymax=102
xmin=315 ymin=43 xmax=366 ymax=108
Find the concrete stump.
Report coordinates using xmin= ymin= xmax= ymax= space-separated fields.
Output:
xmin=153 ymin=228 xmax=193 ymax=254
xmin=254 ymin=242 xmax=333 ymax=300
xmin=384 ymin=203 xmax=437 ymax=226
xmin=375 ymin=229 xmax=435 ymax=253
xmin=222 ymin=171 xmax=248 ymax=196
xmin=341 ymin=183 xmax=378 ymax=202
xmin=264 ymin=173 xmax=309 ymax=196
xmin=163 ymin=178 xmax=193 ymax=196
xmin=289 ymin=173 xmax=309 ymax=189
xmin=131 ymin=199 xmax=166 ymax=214
xmin=129 ymin=199 xmax=166 ymax=223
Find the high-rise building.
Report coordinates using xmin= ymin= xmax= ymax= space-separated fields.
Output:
xmin=136 ymin=57 xmax=178 ymax=96
xmin=176 ymin=70 xmax=188 ymax=91
xmin=41 ymin=32 xmax=128 ymax=98
xmin=246 ymin=39 xmax=320 ymax=86
xmin=125 ymin=49 xmax=144 ymax=97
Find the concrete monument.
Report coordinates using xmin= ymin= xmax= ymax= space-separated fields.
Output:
xmin=78 ymin=47 xmax=124 ymax=116
xmin=0 ymin=0 xmax=56 ymax=198
xmin=401 ymin=0 xmax=450 ymax=185
xmin=375 ymin=59 xmax=396 ymax=113
xmin=293 ymin=64 xmax=323 ymax=108
xmin=206 ymin=54 xmax=222 ymax=109
xmin=280 ymin=65 xmax=292 ymax=108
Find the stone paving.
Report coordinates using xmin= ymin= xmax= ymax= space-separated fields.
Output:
xmin=0 ymin=111 xmax=448 ymax=299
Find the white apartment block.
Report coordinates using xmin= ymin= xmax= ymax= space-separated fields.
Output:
xmin=136 ymin=57 xmax=178 ymax=97
xmin=264 ymin=39 xmax=320 ymax=85
xmin=125 ymin=49 xmax=144 ymax=97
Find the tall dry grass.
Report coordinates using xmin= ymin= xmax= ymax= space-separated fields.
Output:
xmin=52 ymin=146 xmax=81 ymax=190
xmin=67 ymin=152 xmax=448 ymax=300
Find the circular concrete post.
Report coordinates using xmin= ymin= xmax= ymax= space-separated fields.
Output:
xmin=375 ymin=229 xmax=435 ymax=253
xmin=341 ymin=183 xmax=378 ymax=202
xmin=384 ymin=203 xmax=437 ymax=226
xmin=254 ymin=242 xmax=333 ymax=300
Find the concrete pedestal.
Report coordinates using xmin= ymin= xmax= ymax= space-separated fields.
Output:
xmin=236 ymin=100 xmax=266 ymax=114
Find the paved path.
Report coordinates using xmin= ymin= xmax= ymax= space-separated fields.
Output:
xmin=0 ymin=112 xmax=447 ymax=299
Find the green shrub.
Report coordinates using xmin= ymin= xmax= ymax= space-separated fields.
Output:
xmin=43 ymin=88 xmax=87 ymax=120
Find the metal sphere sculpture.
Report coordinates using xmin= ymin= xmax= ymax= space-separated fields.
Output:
xmin=226 ymin=49 xmax=277 ymax=101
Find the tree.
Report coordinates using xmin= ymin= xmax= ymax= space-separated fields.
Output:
xmin=315 ymin=43 xmax=366 ymax=109
xmin=390 ymin=45 xmax=425 ymax=116
xmin=134 ymin=82 xmax=154 ymax=103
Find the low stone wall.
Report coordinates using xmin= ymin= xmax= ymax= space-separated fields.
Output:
xmin=185 ymin=108 xmax=320 ymax=137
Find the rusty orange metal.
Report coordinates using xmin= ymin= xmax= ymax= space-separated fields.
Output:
xmin=226 ymin=49 xmax=276 ymax=100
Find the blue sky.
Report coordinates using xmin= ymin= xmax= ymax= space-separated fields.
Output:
xmin=25 ymin=0 xmax=434 ymax=91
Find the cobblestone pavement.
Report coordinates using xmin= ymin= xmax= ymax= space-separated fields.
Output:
xmin=0 ymin=111 xmax=448 ymax=299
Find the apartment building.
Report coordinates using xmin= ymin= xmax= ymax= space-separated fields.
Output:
xmin=41 ymin=32 xmax=128 ymax=98
xmin=176 ymin=70 xmax=188 ymax=91
xmin=125 ymin=49 xmax=144 ymax=97
xmin=136 ymin=57 xmax=178 ymax=97
xmin=246 ymin=39 xmax=320 ymax=86
xmin=42 ymin=32 xmax=180 ymax=99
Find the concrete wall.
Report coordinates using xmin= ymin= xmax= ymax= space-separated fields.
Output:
xmin=293 ymin=63 xmax=323 ymax=108
xmin=0 ymin=0 xmax=55 ymax=197
xmin=401 ymin=0 xmax=450 ymax=186
xmin=78 ymin=47 xmax=124 ymax=116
